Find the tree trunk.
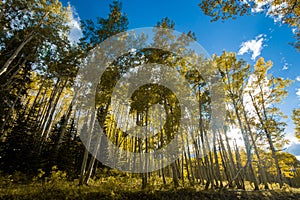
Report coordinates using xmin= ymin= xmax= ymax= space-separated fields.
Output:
xmin=0 ymin=12 xmax=49 ymax=77
xmin=84 ymin=134 xmax=102 ymax=185
xmin=240 ymin=98 xmax=269 ymax=189
xmin=249 ymin=91 xmax=283 ymax=188
xmin=0 ymin=32 xmax=34 ymax=77
xmin=232 ymin=99 xmax=259 ymax=190
xmin=79 ymin=111 xmax=96 ymax=186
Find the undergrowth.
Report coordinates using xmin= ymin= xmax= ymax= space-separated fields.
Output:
xmin=1 ymin=168 xmax=300 ymax=200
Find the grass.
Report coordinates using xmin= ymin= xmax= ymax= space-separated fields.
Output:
xmin=1 ymin=170 xmax=300 ymax=199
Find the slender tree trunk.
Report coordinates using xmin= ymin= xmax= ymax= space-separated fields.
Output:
xmin=55 ymin=90 xmax=78 ymax=154
xmin=249 ymin=91 xmax=283 ymax=188
xmin=79 ymin=111 xmax=96 ymax=186
xmin=0 ymin=88 xmax=22 ymax=139
xmin=218 ymin=131 xmax=235 ymax=188
xmin=84 ymin=134 xmax=102 ymax=185
xmin=234 ymin=140 xmax=245 ymax=190
xmin=223 ymin=127 xmax=243 ymax=189
xmin=0 ymin=32 xmax=34 ymax=77
xmin=2 ymin=58 xmax=26 ymax=88
xmin=0 ymin=12 xmax=49 ymax=77
xmin=232 ymin=99 xmax=259 ymax=190
xmin=212 ymin=129 xmax=223 ymax=188
xmin=39 ymin=79 xmax=67 ymax=153
xmin=171 ymin=162 xmax=179 ymax=187
xmin=37 ymin=78 xmax=61 ymax=135
xmin=24 ymin=77 xmax=46 ymax=123
xmin=240 ymin=98 xmax=269 ymax=189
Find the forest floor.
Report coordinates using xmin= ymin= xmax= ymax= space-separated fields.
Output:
xmin=1 ymin=172 xmax=300 ymax=200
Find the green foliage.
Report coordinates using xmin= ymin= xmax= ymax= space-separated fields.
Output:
xmin=0 ymin=0 xmax=84 ymax=176
xmin=0 ymin=0 xmax=299 ymax=195
xmin=199 ymin=0 xmax=300 ymax=50
xmin=79 ymin=0 xmax=128 ymax=50
xmin=1 ymin=176 xmax=300 ymax=199
xmin=292 ymin=108 xmax=300 ymax=140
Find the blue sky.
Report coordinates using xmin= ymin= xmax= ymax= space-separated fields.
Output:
xmin=63 ymin=0 xmax=300 ymax=156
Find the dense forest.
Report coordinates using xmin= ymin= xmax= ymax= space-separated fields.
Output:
xmin=1 ymin=0 xmax=300 ymax=199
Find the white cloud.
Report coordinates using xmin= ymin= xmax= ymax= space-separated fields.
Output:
xmin=67 ymin=5 xmax=83 ymax=44
xmin=282 ymin=64 xmax=288 ymax=70
xmin=238 ymin=34 xmax=266 ymax=60
xmin=292 ymin=28 xmax=298 ymax=34
xmin=251 ymin=0 xmax=288 ymax=24
xmin=296 ymin=76 xmax=300 ymax=82
xmin=286 ymin=141 xmax=300 ymax=158
xmin=267 ymin=2 xmax=287 ymax=23
xmin=278 ymin=54 xmax=291 ymax=70
xmin=251 ymin=0 xmax=271 ymax=13
xmin=296 ymin=88 xmax=300 ymax=98
xmin=281 ymin=57 xmax=289 ymax=70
